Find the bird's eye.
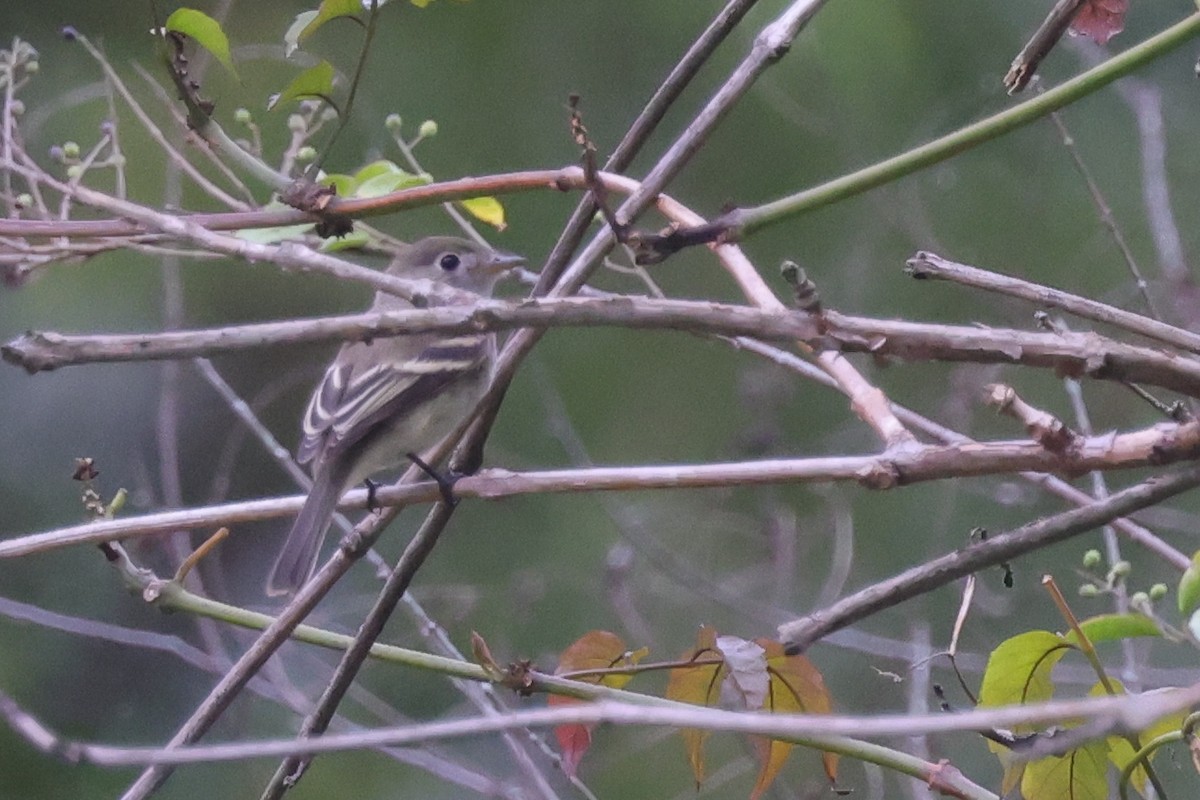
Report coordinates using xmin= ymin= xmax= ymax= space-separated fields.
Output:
xmin=438 ymin=253 xmax=461 ymax=271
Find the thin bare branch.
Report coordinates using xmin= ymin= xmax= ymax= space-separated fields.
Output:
xmin=1005 ymin=0 xmax=1088 ymax=93
xmin=907 ymin=251 xmax=1200 ymax=356
xmin=777 ymin=464 xmax=1200 ymax=651
xmin=0 ymin=166 xmax=588 ymax=240
xmin=539 ymin=0 xmax=763 ymax=290
xmin=6 ymin=684 xmax=1200 ymax=783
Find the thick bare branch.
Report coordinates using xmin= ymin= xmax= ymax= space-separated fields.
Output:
xmin=5 ymin=419 xmax=1199 ymax=560
xmin=2 ymin=297 xmax=819 ymax=372
xmin=825 ymin=311 xmax=1200 ymax=399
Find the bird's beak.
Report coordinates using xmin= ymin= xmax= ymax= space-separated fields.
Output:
xmin=484 ymin=249 xmax=526 ymax=274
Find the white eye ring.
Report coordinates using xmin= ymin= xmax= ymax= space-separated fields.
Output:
xmin=438 ymin=253 xmax=461 ymax=271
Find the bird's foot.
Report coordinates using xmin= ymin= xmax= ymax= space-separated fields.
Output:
xmin=363 ymin=478 xmax=382 ymax=513
xmin=406 ymin=452 xmax=460 ymax=508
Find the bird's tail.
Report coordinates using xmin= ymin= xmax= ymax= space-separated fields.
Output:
xmin=266 ymin=471 xmax=343 ymax=596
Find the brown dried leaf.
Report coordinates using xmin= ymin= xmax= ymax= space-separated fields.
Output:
xmin=470 ymin=630 xmax=505 ymax=681
xmin=714 ymin=635 xmax=768 ymax=710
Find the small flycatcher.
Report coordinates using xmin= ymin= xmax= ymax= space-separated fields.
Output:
xmin=266 ymin=236 xmax=523 ymax=595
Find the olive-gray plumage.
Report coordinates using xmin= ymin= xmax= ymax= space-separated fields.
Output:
xmin=266 ymin=237 xmax=522 ymax=596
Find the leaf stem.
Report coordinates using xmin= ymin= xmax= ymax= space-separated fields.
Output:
xmin=1043 ymin=574 xmax=1115 ymax=694
xmin=1043 ymin=575 xmax=1170 ymax=799
xmin=559 ymin=657 xmax=725 ymax=681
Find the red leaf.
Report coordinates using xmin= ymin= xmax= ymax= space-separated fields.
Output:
xmin=549 ymin=631 xmax=648 ymax=777
xmin=1070 ymin=0 xmax=1128 ymax=45
xmin=549 ymin=695 xmax=592 ymax=777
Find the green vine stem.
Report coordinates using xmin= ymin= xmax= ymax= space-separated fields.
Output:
xmin=1117 ymin=729 xmax=1183 ymax=800
xmin=732 ymin=12 xmax=1200 ymax=238
xmin=120 ymin=563 xmax=996 ymax=799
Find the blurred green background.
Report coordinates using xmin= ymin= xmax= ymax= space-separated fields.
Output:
xmin=4 ymin=0 xmax=1200 ymax=797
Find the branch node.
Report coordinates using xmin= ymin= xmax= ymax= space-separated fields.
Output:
xmin=986 ymin=383 xmax=1079 ymax=454
xmin=630 ymin=214 xmax=739 ymax=265
xmin=856 ymin=460 xmax=901 ymax=490
xmin=280 ymin=179 xmax=353 ymax=239
xmin=781 ymin=260 xmax=822 ymax=315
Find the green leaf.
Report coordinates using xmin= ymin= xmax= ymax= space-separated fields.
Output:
xmin=165 ymin=8 xmax=238 ymax=78
xmin=1110 ymin=705 xmax=1185 ymax=798
xmin=321 ymin=172 xmax=358 ymax=197
xmin=319 ymin=229 xmax=371 ymax=252
xmin=1021 ymin=739 xmax=1109 ymax=800
xmin=350 ymin=160 xmax=430 ymax=197
xmin=283 ymin=11 xmax=318 ymax=58
xmin=1069 ymin=613 xmax=1160 ymax=646
xmin=352 ymin=159 xmax=402 ymax=183
xmin=979 ymin=630 xmax=1072 ymax=784
xmin=979 ymin=630 xmax=1072 ymax=709
xmin=1177 ymin=550 xmax=1200 ymax=615
xmin=1108 ymin=736 xmax=1144 ymax=795
xmin=1092 ymin=680 xmax=1185 ymax=799
xmin=352 ymin=159 xmax=428 ymax=186
xmin=236 ymin=223 xmax=314 ymax=245
xmin=354 ymin=170 xmax=430 ymax=197
xmin=300 ymin=0 xmax=364 ymax=42
xmin=269 ymin=60 xmax=336 ymax=111
xmin=458 ymin=196 xmax=507 ymax=230
xmin=234 ymin=200 xmax=312 ymax=244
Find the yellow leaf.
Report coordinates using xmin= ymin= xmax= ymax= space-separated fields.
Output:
xmin=665 ymin=626 xmax=724 ymax=786
xmin=748 ymin=639 xmax=838 ymax=796
xmin=554 ymin=630 xmax=645 ymax=688
xmin=997 ymin=751 xmax=1025 ymax=797
xmin=458 ymin=195 xmax=507 ymax=230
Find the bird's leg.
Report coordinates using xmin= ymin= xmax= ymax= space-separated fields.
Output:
xmin=406 ymin=452 xmax=459 ymax=508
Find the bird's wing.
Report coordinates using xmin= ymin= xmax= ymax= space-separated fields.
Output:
xmin=297 ymin=334 xmax=491 ymax=465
